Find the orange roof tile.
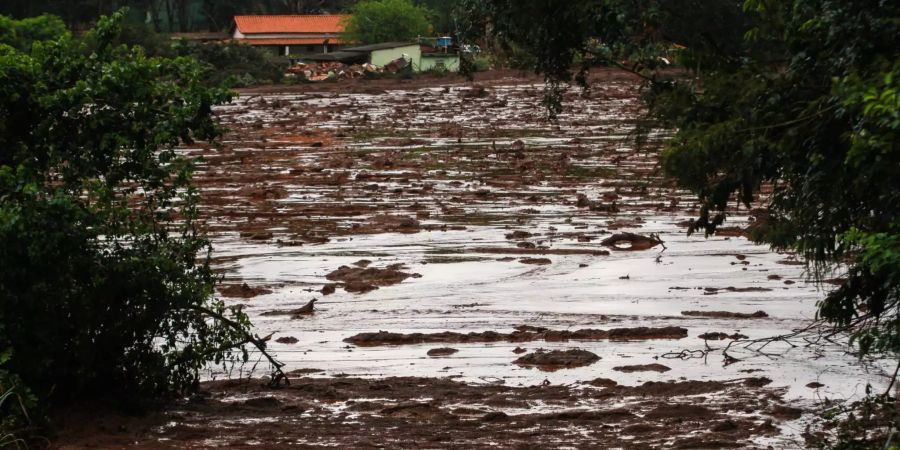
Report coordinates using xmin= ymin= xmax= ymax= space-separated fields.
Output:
xmin=235 ymin=38 xmax=346 ymax=46
xmin=234 ymin=15 xmax=346 ymax=34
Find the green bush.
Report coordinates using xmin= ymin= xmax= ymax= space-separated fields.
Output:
xmin=174 ymin=40 xmax=286 ymax=87
xmin=0 ymin=9 xmax=273 ymax=442
xmin=0 ymin=14 xmax=67 ymax=50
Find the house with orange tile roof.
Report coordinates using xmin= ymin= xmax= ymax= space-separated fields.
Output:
xmin=231 ymin=15 xmax=348 ymax=56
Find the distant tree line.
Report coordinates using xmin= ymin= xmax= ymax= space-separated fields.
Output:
xmin=0 ymin=0 xmax=460 ymax=33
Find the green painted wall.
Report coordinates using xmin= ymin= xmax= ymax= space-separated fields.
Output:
xmin=369 ymin=45 xmax=421 ymax=67
xmin=419 ymin=54 xmax=460 ymax=72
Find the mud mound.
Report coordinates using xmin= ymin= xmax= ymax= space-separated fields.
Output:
xmin=613 ymin=364 xmax=671 ymax=373
xmin=682 ymin=310 xmax=769 ymax=319
xmin=325 ymin=264 xmax=421 ymax=294
xmin=513 ymin=349 xmax=600 ymax=371
xmin=260 ymin=299 xmax=317 ymax=319
xmin=608 ymin=326 xmax=687 ymax=340
xmin=703 ymin=286 xmax=773 ymax=295
xmin=473 ymin=247 xmax=610 ymax=256
xmin=600 ymin=232 xmax=663 ymax=251
xmin=427 ymin=348 xmax=458 ymax=357
xmin=519 ymin=257 xmax=551 ymax=265
xmin=218 ymin=283 xmax=273 ymax=298
xmin=344 ymin=326 xmax=689 ymax=346
xmin=587 ymin=378 xmax=619 ymax=388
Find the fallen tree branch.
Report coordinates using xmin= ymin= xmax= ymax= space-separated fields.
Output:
xmin=188 ymin=305 xmax=288 ymax=387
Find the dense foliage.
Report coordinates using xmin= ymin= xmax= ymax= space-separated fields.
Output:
xmin=342 ymin=0 xmax=431 ymax=44
xmin=0 ymin=10 xmax=269 ymax=440
xmin=0 ymin=13 xmax=67 ymax=50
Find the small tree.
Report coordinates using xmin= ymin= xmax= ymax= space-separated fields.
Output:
xmin=0 ymin=9 xmax=281 ymax=439
xmin=343 ymin=0 xmax=431 ymax=44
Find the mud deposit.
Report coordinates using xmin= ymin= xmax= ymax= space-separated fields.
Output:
xmin=55 ymin=375 xmax=796 ymax=449
xmin=56 ymin=71 xmax=891 ymax=447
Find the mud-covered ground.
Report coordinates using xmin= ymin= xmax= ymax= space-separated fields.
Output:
xmin=55 ymin=70 xmax=890 ymax=448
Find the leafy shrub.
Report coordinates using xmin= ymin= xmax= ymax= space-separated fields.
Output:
xmin=0 ymin=14 xmax=67 ymax=50
xmin=0 ymin=9 xmax=272 ymax=441
xmin=174 ymin=40 xmax=286 ymax=87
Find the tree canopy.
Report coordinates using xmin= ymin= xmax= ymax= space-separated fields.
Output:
xmin=343 ymin=0 xmax=431 ymax=44
xmin=470 ymin=0 xmax=899 ymax=364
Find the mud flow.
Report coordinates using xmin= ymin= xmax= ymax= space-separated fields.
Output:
xmin=56 ymin=71 xmax=891 ymax=448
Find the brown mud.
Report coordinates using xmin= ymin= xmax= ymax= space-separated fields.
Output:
xmin=343 ymin=325 xmax=687 ymax=347
xmin=513 ymin=349 xmax=601 ymax=370
xmin=53 ymin=375 xmax=791 ymax=449
xmin=682 ymin=310 xmax=770 ymax=319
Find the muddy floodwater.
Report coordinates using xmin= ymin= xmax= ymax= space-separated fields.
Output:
xmin=56 ymin=72 xmax=891 ymax=448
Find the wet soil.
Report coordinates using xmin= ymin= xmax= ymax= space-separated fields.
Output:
xmin=53 ymin=375 xmax=790 ymax=449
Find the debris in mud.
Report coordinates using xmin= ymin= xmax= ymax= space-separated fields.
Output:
xmin=613 ymin=364 xmax=671 ymax=373
xmin=218 ymin=283 xmax=273 ymax=298
xmin=698 ymin=332 xmax=749 ymax=340
xmin=344 ymin=325 xmax=687 ymax=346
xmin=321 ymin=283 xmax=337 ymax=295
xmin=519 ymin=257 xmax=551 ymax=265
xmin=325 ymin=264 xmax=421 ymax=294
xmin=426 ymin=348 xmax=458 ymax=357
xmin=806 ymin=382 xmax=825 ymax=389
xmin=600 ymin=232 xmax=663 ymax=251
xmin=514 ymin=349 xmax=600 ymax=371
xmin=703 ymin=286 xmax=773 ymax=295
xmin=682 ymin=310 xmax=769 ymax=319
xmin=276 ymin=336 xmax=299 ymax=344
xmin=512 ymin=347 xmax=527 ymax=354
xmin=261 ymin=298 xmax=317 ymax=319
xmin=714 ymin=227 xmax=747 ymax=237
